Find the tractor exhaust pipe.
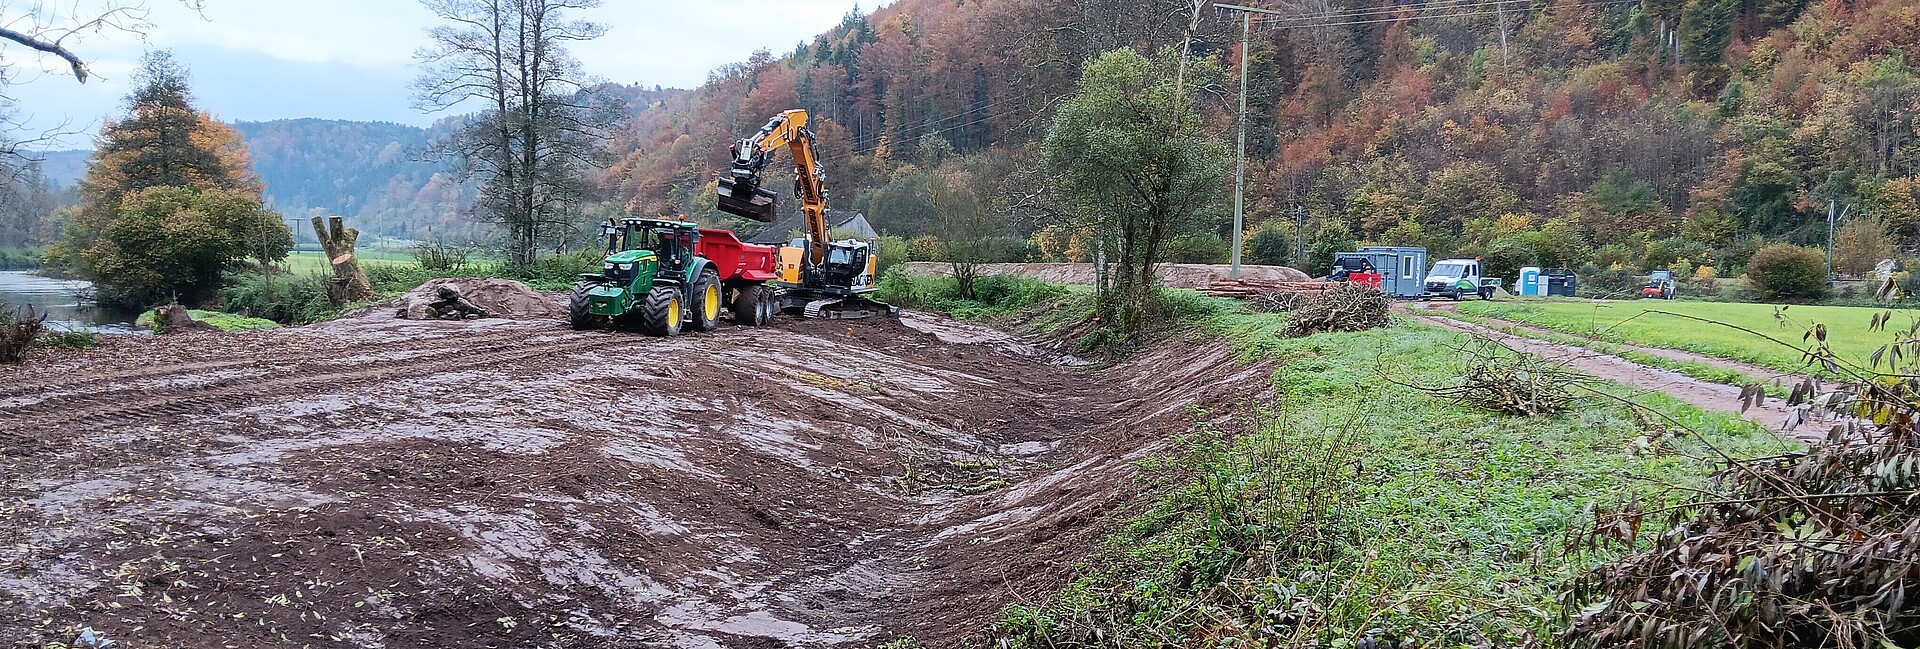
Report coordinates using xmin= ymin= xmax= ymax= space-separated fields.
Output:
xmin=717 ymin=177 xmax=780 ymax=222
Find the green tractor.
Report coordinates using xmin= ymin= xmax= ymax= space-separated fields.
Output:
xmin=570 ymin=218 xmax=724 ymax=336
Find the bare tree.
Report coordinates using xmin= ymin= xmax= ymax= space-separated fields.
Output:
xmin=0 ymin=1 xmax=205 ymax=159
xmin=412 ymin=0 xmax=615 ymax=266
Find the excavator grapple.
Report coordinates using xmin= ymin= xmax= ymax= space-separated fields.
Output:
xmin=717 ymin=177 xmax=779 ymax=223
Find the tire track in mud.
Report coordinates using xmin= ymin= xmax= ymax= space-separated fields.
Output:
xmin=0 ymin=326 xmax=548 ymax=404
xmin=0 ymin=330 xmax=606 ymax=436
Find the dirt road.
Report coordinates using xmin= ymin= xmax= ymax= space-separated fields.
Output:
xmin=1407 ymin=304 xmax=1824 ymax=440
xmin=0 ymin=308 xmax=1273 ymax=648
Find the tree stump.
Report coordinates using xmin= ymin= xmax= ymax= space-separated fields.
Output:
xmin=312 ymin=215 xmax=376 ymax=305
xmin=154 ymin=304 xmax=219 ymax=334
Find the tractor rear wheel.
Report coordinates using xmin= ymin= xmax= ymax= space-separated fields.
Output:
xmin=569 ymin=281 xmax=608 ymax=331
xmin=731 ymin=284 xmax=766 ymax=326
xmin=640 ymin=285 xmax=683 ymax=337
xmin=688 ymin=269 xmax=722 ymax=332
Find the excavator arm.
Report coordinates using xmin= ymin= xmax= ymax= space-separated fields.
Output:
xmin=717 ymin=109 xmax=831 ymax=266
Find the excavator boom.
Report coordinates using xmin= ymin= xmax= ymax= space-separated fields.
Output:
xmin=717 ymin=109 xmax=831 ymax=267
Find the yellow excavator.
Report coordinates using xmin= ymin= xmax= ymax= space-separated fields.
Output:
xmin=717 ymin=109 xmax=892 ymax=319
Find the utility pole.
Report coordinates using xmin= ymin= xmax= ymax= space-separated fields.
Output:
xmin=1232 ymin=11 xmax=1250 ymax=278
xmin=1219 ymin=3 xmax=1288 ymax=276
xmin=1822 ymin=172 xmax=1852 ymax=285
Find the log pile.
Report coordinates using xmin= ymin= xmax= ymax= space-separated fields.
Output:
xmin=1200 ymin=278 xmax=1341 ymax=299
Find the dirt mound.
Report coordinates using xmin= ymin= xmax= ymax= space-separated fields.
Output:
xmin=900 ymin=262 xmax=1311 ymax=288
xmin=387 ymin=278 xmax=563 ymax=320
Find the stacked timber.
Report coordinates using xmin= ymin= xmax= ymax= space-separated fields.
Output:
xmin=1200 ymin=278 xmax=1340 ymax=299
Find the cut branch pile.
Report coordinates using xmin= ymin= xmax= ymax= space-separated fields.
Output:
xmin=1 ymin=305 xmax=46 ymax=364
xmin=1398 ymin=338 xmax=1582 ymax=417
xmin=1564 ymin=427 xmax=1920 ymax=648
xmin=1280 ymin=282 xmax=1389 ymax=337
xmin=1565 ymin=309 xmax=1920 ymax=648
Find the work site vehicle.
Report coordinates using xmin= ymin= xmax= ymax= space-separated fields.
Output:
xmin=1423 ymin=258 xmax=1502 ymax=300
xmin=717 ymin=109 xmax=892 ymax=319
xmin=570 ymin=218 xmax=783 ymax=336
xmin=1641 ymin=269 xmax=1677 ymax=300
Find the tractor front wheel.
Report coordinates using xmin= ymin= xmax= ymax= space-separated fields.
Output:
xmin=569 ymin=281 xmax=609 ymax=331
xmin=641 ymin=285 xmax=683 ymax=337
xmin=688 ymin=269 xmax=722 ymax=332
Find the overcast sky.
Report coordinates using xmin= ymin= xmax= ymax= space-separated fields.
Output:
xmin=1 ymin=0 xmax=883 ymax=148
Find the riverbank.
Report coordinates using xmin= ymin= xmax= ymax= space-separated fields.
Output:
xmin=0 ymin=271 xmax=143 ymax=334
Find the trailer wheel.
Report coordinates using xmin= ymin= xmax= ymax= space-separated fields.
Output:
xmin=732 ymin=284 xmax=766 ymax=326
xmin=760 ymin=288 xmax=779 ymax=323
xmin=641 ymin=285 xmax=683 ymax=337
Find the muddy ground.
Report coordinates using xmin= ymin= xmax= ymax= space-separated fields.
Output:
xmin=0 ymin=306 xmax=1274 ymax=648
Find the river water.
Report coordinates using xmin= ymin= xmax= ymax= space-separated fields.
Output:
xmin=0 ymin=270 xmax=144 ymax=334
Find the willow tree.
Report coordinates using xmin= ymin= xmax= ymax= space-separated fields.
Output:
xmin=412 ymin=0 xmax=615 ymax=266
xmin=1042 ymin=47 xmax=1227 ymax=337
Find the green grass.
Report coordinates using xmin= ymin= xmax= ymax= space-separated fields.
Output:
xmin=135 ymin=308 xmax=280 ymax=332
xmin=1415 ymin=304 xmax=1791 ymax=397
xmin=277 ymin=249 xmax=415 ymax=275
xmin=996 ymin=308 xmax=1795 ymax=647
xmin=1458 ymin=299 xmax=1908 ymax=377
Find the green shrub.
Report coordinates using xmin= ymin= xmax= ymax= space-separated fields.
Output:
xmin=1166 ymin=233 xmax=1230 ymax=264
xmin=493 ymin=249 xmax=602 ymax=290
xmin=220 ymin=272 xmax=338 ymax=325
xmin=411 ymin=241 xmax=471 ymax=271
xmin=0 ymin=247 xmax=44 ymax=270
xmin=873 ymin=268 xmax=927 ymax=308
xmin=1244 ymin=226 xmax=1291 ymax=266
xmin=874 ymin=235 xmax=911 ymax=276
xmin=39 ymin=330 xmax=97 ymax=349
xmin=1576 ymin=264 xmax=1639 ymax=298
xmin=1745 ymin=244 xmax=1827 ymax=300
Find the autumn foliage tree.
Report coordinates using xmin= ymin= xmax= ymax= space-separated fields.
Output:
xmin=44 ymin=52 xmax=289 ymax=307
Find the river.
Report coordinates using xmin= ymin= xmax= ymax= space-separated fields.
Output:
xmin=0 ymin=270 xmax=144 ymax=334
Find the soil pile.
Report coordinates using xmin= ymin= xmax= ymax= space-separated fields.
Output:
xmin=387 ymin=278 xmax=563 ymax=320
xmin=901 ymin=262 xmax=1311 ymax=288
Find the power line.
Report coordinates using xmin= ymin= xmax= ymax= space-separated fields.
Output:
xmin=1226 ymin=0 xmax=1533 ymax=24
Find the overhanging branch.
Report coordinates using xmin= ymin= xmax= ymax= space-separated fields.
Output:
xmin=0 ymin=25 xmax=90 ymax=82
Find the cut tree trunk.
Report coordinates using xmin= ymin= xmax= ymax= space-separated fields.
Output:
xmin=312 ymin=215 xmax=376 ymax=305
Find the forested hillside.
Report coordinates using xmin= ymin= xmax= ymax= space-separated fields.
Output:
xmin=605 ymin=0 xmax=1920 ymax=279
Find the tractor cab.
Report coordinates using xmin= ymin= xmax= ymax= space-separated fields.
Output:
xmin=597 ymin=218 xmax=706 ymax=282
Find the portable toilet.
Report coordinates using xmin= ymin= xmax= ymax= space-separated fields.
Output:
xmin=1517 ymin=267 xmax=1545 ymax=296
xmin=1331 ymin=246 xmax=1427 ymax=298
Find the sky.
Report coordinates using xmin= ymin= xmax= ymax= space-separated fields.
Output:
xmin=0 ymin=0 xmax=884 ymax=148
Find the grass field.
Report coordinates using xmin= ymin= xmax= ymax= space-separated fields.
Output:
xmin=1458 ymin=299 xmax=1908 ymax=376
xmin=993 ymin=297 xmax=1794 ymax=647
xmin=277 ymin=249 xmax=416 ymax=275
